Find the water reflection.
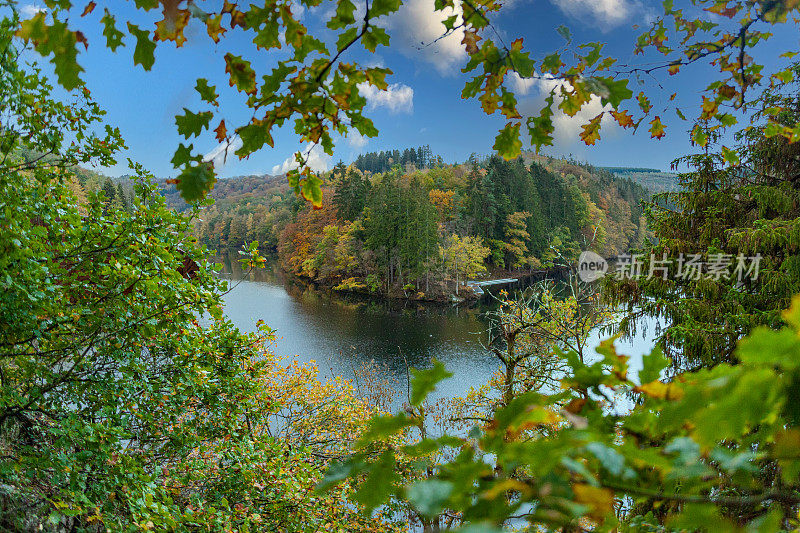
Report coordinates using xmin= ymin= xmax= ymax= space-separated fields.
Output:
xmin=216 ymin=254 xmax=660 ymax=404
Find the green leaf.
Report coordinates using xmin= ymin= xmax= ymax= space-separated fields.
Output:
xmin=327 ymin=0 xmax=357 ymax=30
xmin=357 ymin=414 xmax=416 ymax=447
xmin=556 ymin=24 xmax=571 ymax=42
xmin=738 ymin=327 xmax=800 ymax=369
xmin=593 ymin=77 xmax=632 ymax=108
xmin=639 ymin=345 xmax=669 ymax=384
xmin=316 ymin=456 xmax=365 ymax=492
xmin=541 ymin=53 xmax=563 ymax=74
xmin=528 ymin=95 xmax=555 ymax=152
xmin=406 ymin=480 xmax=453 ymax=518
xmin=224 ymin=53 xmax=257 ymax=95
xmin=493 ymin=122 xmax=522 ymax=160
xmin=300 ymin=172 xmax=324 ymax=208
xmin=362 ymin=26 xmax=390 ymax=52
xmin=17 ymin=13 xmax=84 ymax=89
xmin=175 ymin=162 xmax=217 ymax=202
xmin=101 ymin=9 xmax=125 ymax=51
xmin=175 ymin=108 xmax=213 ymax=138
xmin=585 ymin=442 xmax=633 ymax=479
xmin=170 ymin=143 xmax=196 ymax=167
xmin=410 ymin=359 xmax=453 ymax=406
xmin=336 ymin=27 xmax=358 ymax=51
xmin=236 ymin=121 xmax=274 ymax=156
xmin=354 ymin=449 xmax=400 ymax=513
xmin=370 ymin=0 xmax=402 ymax=18
xmin=721 ymin=145 xmax=740 ymax=165
xmin=509 ymin=50 xmax=535 ymax=78
xmin=195 ymin=78 xmax=218 ymax=105
xmin=127 ymin=23 xmax=156 ymax=70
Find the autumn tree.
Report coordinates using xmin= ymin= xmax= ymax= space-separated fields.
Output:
xmin=503 ymin=211 xmax=531 ymax=269
xmin=439 ymin=234 xmax=490 ymax=295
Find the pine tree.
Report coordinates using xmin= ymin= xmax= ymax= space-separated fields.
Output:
xmin=608 ymin=84 xmax=800 ymax=369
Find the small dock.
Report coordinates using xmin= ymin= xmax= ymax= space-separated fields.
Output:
xmin=466 ymin=278 xmax=518 ymax=296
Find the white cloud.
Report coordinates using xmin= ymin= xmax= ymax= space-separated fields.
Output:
xmin=347 ymin=131 xmax=369 ymax=148
xmin=385 ymin=0 xmax=466 ymax=75
xmin=203 ymin=136 xmax=244 ymax=169
xmin=20 ymin=3 xmax=46 ymax=17
xmin=509 ymin=72 xmax=536 ymax=96
xmin=357 ymin=82 xmax=414 ymax=114
xmin=521 ymin=76 xmax=616 ymax=145
xmin=271 ymin=143 xmax=332 ymax=175
xmin=550 ymin=0 xmax=637 ymax=26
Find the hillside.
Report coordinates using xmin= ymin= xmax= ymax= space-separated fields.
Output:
xmin=600 ymin=166 xmax=680 ymax=192
xmin=274 ymin=151 xmax=650 ymax=299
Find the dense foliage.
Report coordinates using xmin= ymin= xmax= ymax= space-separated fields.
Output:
xmin=275 ymin=154 xmax=648 ymax=299
xmin=0 ymin=27 xmax=399 ymax=532
xmin=607 ymin=76 xmax=800 ymax=370
xmin=325 ymin=295 xmax=800 ymax=531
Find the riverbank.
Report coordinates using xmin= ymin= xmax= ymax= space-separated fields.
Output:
xmin=277 ymin=261 xmax=571 ymax=304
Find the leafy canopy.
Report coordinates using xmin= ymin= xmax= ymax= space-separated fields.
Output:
xmin=14 ymin=0 xmax=800 ymax=204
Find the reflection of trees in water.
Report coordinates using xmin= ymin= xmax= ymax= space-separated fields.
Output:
xmin=215 ymin=249 xmax=488 ymax=321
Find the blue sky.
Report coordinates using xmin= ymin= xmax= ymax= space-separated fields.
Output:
xmin=17 ymin=1 xmax=799 ymax=178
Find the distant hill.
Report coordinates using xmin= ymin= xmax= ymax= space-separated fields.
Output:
xmin=159 ymin=173 xmax=291 ymax=212
xmin=600 ymin=166 xmax=680 ymax=193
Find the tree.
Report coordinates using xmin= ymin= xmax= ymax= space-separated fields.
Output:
xmin=0 ymin=28 xmax=400 ymax=532
xmin=333 ymin=167 xmax=369 ymax=221
xmin=18 ymin=1 xmax=800 ymax=205
xmin=325 ymin=295 xmax=800 ymax=531
xmin=439 ymin=234 xmax=490 ymax=295
xmin=608 ymin=73 xmax=800 ymax=370
xmin=503 ymin=211 xmax=531 ymax=269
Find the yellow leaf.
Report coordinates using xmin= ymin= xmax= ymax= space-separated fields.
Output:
xmin=636 ymin=380 xmax=683 ymax=400
xmin=206 ymin=14 xmax=227 ymax=43
xmin=579 ymin=113 xmax=603 ymax=146
xmin=572 ymin=484 xmax=614 ymax=520
xmin=649 ymin=116 xmax=665 ymax=139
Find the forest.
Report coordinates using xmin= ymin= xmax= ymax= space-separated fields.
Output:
xmin=277 ymin=153 xmax=649 ymax=298
xmin=5 ymin=1 xmax=800 ymax=532
xmin=176 ymin=148 xmax=650 ymax=299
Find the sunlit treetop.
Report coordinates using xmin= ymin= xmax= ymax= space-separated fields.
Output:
xmin=12 ymin=0 xmax=800 ymax=204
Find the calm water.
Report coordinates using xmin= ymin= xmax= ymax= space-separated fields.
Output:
xmin=217 ymin=255 xmax=661 ymax=403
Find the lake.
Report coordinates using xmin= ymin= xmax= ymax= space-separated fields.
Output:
xmin=217 ymin=255 xmax=661 ymax=404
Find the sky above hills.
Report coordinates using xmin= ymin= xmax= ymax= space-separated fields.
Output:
xmin=17 ymin=1 xmax=798 ymax=179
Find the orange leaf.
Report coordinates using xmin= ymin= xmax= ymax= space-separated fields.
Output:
xmin=610 ymin=110 xmax=634 ymax=129
xmin=81 ymin=1 xmax=96 ymax=16
xmin=214 ymin=120 xmax=227 ymax=142
xmin=667 ymin=63 xmax=680 ymax=75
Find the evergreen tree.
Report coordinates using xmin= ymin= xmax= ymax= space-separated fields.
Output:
xmin=333 ymin=168 xmax=369 ymax=221
xmin=608 ymin=81 xmax=800 ymax=369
